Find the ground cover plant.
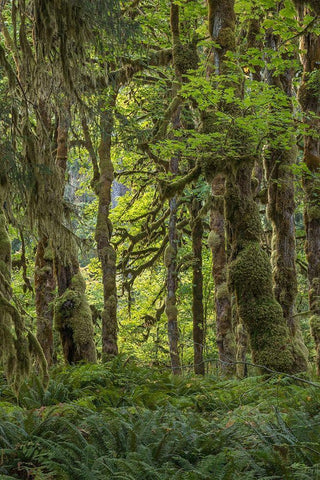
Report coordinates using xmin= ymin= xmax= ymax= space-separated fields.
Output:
xmin=0 ymin=358 xmax=320 ymax=479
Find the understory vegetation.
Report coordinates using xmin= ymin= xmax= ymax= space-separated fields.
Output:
xmin=1 ymin=359 xmax=320 ymax=479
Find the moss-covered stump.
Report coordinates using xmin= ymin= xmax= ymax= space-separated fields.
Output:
xmin=55 ymin=271 xmax=97 ymax=364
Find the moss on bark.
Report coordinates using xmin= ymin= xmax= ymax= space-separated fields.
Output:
xmin=54 ymin=269 xmax=96 ymax=363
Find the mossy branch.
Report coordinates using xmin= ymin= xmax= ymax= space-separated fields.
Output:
xmin=159 ymin=164 xmax=201 ymax=200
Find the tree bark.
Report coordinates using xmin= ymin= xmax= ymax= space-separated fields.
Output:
xmin=263 ymin=29 xmax=308 ymax=371
xmin=209 ymin=175 xmax=235 ymax=375
xmin=206 ymin=0 xmax=237 ymax=374
xmin=96 ymin=97 xmax=119 ymax=358
xmin=54 ymin=112 xmax=96 ymax=364
xmin=295 ymin=3 xmax=320 ymax=373
xmin=35 ymin=237 xmax=55 ymax=366
xmin=205 ymin=0 xmax=306 ymax=373
xmin=191 ymin=197 xmax=205 ymax=375
xmin=164 ymin=1 xmax=183 ymax=375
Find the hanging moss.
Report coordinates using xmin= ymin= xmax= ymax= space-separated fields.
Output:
xmin=0 ymin=210 xmax=48 ymax=392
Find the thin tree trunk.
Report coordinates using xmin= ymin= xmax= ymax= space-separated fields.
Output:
xmin=96 ymin=98 xmax=118 ymax=358
xmin=206 ymin=0 xmax=237 ymax=374
xmin=164 ymin=1 xmax=183 ymax=375
xmin=35 ymin=237 xmax=55 ymax=366
xmin=0 ymin=188 xmax=48 ymax=389
xmin=209 ymin=175 xmax=235 ymax=374
xmin=191 ymin=197 xmax=205 ymax=375
xmin=295 ymin=2 xmax=320 ymax=373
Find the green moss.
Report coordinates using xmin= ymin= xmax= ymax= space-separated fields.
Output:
xmin=229 ymin=242 xmax=273 ymax=300
xmin=173 ymin=43 xmax=199 ymax=75
xmin=54 ymin=270 xmax=96 ymax=359
xmin=101 ymin=246 xmax=116 ymax=264
xmin=208 ymin=231 xmax=221 ymax=250
xmin=310 ymin=315 xmax=320 ymax=343
xmin=43 ymin=245 xmax=54 ymax=261
xmin=217 ymin=27 xmax=236 ymax=50
xmin=165 ymin=300 xmax=178 ymax=320
xmin=164 ymin=245 xmax=175 ymax=268
xmin=216 ymin=282 xmax=229 ymax=301
xmin=307 ymin=205 xmax=320 ymax=220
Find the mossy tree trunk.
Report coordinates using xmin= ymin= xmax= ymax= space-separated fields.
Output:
xmin=209 ymin=175 xmax=235 ymax=375
xmin=190 ymin=197 xmax=205 ymax=375
xmin=264 ymin=30 xmax=308 ymax=371
xmin=35 ymin=237 xmax=55 ymax=366
xmin=164 ymin=1 xmax=184 ymax=375
xmin=54 ymin=112 xmax=96 ymax=364
xmin=34 ymin=102 xmax=56 ymax=367
xmin=96 ymin=95 xmax=119 ymax=358
xmin=205 ymin=0 xmax=307 ymax=374
xmin=206 ymin=0 xmax=237 ymax=374
xmin=226 ymin=163 xmax=305 ymax=373
xmin=295 ymin=2 xmax=320 ymax=373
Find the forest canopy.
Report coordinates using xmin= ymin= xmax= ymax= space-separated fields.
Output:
xmin=0 ymin=0 xmax=319 ymax=385
xmin=2 ymin=1 xmax=320 ymax=479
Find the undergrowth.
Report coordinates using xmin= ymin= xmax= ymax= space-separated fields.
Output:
xmin=0 ymin=357 xmax=320 ymax=479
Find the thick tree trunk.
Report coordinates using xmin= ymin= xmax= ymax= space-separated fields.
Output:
xmin=295 ymin=3 xmax=320 ymax=373
xmin=54 ymin=113 xmax=96 ymax=364
xmin=204 ymin=0 xmax=307 ymax=373
xmin=96 ymin=102 xmax=118 ymax=358
xmin=265 ymin=144 xmax=308 ymax=370
xmin=209 ymin=175 xmax=235 ymax=374
xmin=226 ymin=163 xmax=305 ymax=373
xmin=263 ymin=33 xmax=308 ymax=370
xmin=191 ymin=197 xmax=205 ymax=375
xmin=35 ymin=237 xmax=55 ymax=366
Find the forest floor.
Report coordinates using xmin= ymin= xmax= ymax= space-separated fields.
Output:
xmin=0 ymin=358 xmax=320 ymax=479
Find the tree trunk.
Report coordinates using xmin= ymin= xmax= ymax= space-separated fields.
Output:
xmin=206 ymin=0 xmax=237 ymax=374
xmin=35 ymin=237 xmax=55 ymax=366
xmin=204 ymin=0 xmax=307 ymax=374
xmin=54 ymin=112 xmax=96 ymax=364
xmin=164 ymin=1 xmax=184 ymax=375
xmin=191 ymin=197 xmax=205 ymax=375
xmin=96 ymin=99 xmax=118 ymax=358
xmin=226 ymin=163 xmax=305 ymax=373
xmin=295 ymin=3 xmax=320 ymax=373
xmin=263 ymin=30 xmax=308 ymax=371
xmin=209 ymin=175 xmax=235 ymax=375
